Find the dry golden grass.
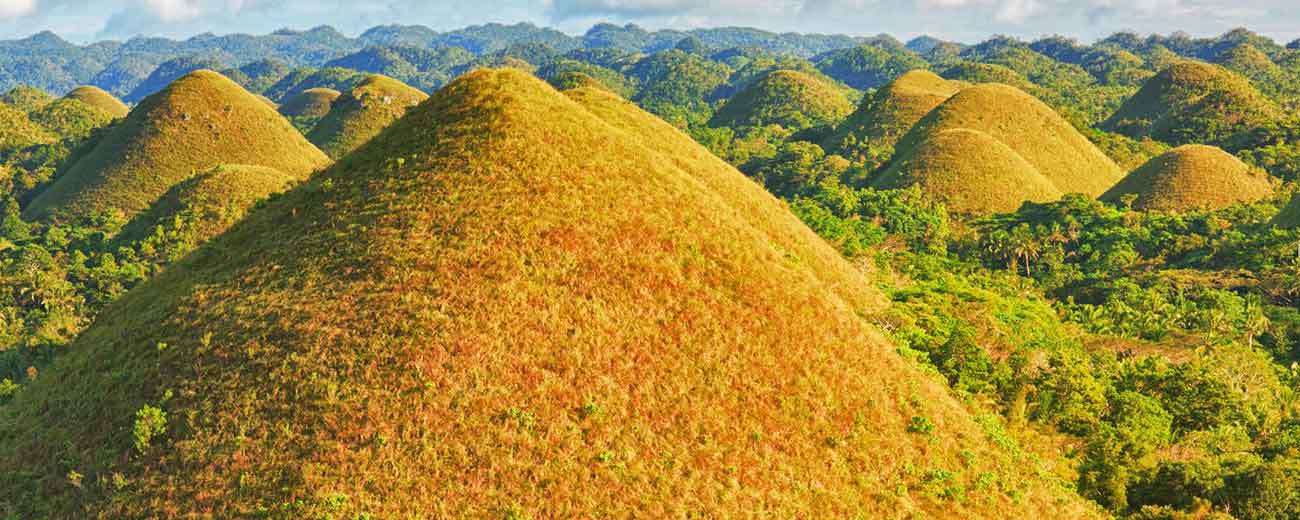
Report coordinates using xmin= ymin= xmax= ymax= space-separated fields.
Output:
xmin=0 ymin=69 xmax=1099 ymax=519
xmin=23 ymin=70 xmax=331 ymax=224
xmin=710 ymin=69 xmax=854 ymax=130
xmin=278 ymin=87 xmax=341 ymax=119
xmin=874 ymin=128 xmax=1063 ymax=215
xmin=307 ymin=74 xmax=428 ymax=159
xmin=824 ymin=69 xmax=963 ymax=159
xmin=64 ymin=86 xmax=129 ymax=118
xmin=895 ymin=83 xmax=1125 ymax=196
xmin=1102 ymin=144 xmax=1275 ymax=212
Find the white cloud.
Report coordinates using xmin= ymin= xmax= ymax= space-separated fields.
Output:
xmin=0 ymin=0 xmax=37 ymax=19
xmin=144 ymin=0 xmax=200 ymax=22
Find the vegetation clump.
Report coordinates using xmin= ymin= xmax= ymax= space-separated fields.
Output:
xmin=0 ymin=68 xmax=1099 ymax=519
xmin=63 ymin=86 xmax=130 ymax=118
xmin=29 ymin=98 xmax=115 ymax=140
xmin=873 ymin=128 xmax=1062 ymax=215
xmin=1101 ymin=144 xmax=1275 ymax=211
xmin=23 ymin=70 xmax=331 ymax=223
xmin=306 ymin=74 xmax=427 ymax=159
xmin=0 ymin=101 xmax=58 ymax=153
xmin=709 ymin=69 xmax=853 ymax=130
xmin=0 ymin=86 xmax=55 ymax=113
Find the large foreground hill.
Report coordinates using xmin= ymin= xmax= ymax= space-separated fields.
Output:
xmin=0 ymin=69 xmax=1097 ymax=518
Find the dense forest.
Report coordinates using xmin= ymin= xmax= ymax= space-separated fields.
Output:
xmin=2 ymin=20 xmax=1300 ymax=518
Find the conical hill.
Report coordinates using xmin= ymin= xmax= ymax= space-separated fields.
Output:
xmin=306 ymin=74 xmax=427 ymax=159
xmin=709 ymin=69 xmax=853 ymax=130
xmin=278 ymin=87 xmax=341 ymax=119
xmin=23 ymin=70 xmax=331 ymax=223
xmin=823 ymin=69 xmax=962 ymax=161
xmin=1101 ymin=61 xmax=1280 ymax=145
xmin=894 ymin=83 xmax=1125 ymax=196
xmin=64 ymin=86 xmax=130 ymax=118
xmin=1101 ymin=144 xmax=1274 ymax=212
xmin=0 ymin=69 xmax=1098 ymax=518
xmin=874 ymin=128 xmax=1062 ymax=215
xmin=0 ymin=101 xmax=57 ymax=153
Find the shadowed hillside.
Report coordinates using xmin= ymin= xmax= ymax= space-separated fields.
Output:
xmin=112 ymin=164 xmax=297 ymax=248
xmin=278 ymin=87 xmax=341 ymax=119
xmin=306 ymin=74 xmax=428 ymax=159
xmin=29 ymin=98 xmax=115 ymax=139
xmin=23 ymin=70 xmax=331 ymax=223
xmin=0 ymin=69 xmax=1099 ymax=519
xmin=1101 ymin=144 xmax=1274 ymax=211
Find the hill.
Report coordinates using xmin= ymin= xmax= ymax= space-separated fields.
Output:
xmin=823 ymin=69 xmax=963 ymax=161
xmin=278 ymin=87 xmax=341 ymax=119
xmin=306 ymin=74 xmax=427 ymax=159
xmin=1273 ymin=193 xmax=1300 ymax=228
xmin=113 ymin=164 xmax=296 ymax=247
xmin=709 ymin=69 xmax=852 ymax=130
xmin=873 ymin=128 xmax=1062 ymax=215
xmin=894 ymin=83 xmax=1125 ymax=196
xmin=28 ymin=98 xmax=116 ymax=140
xmin=1100 ymin=144 xmax=1274 ymax=211
xmin=23 ymin=70 xmax=331 ymax=223
xmin=0 ymin=68 xmax=1099 ymax=518
xmin=125 ymin=54 xmax=230 ymax=104
xmin=0 ymin=86 xmax=55 ymax=113
xmin=1101 ymin=61 xmax=1281 ymax=145
xmin=64 ymin=86 xmax=130 ymax=118
xmin=0 ymin=101 xmax=58 ymax=153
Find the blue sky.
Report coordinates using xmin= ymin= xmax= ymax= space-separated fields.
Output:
xmin=0 ymin=0 xmax=1296 ymax=45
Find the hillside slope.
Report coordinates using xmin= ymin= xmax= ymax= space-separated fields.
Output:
xmin=1101 ymin=61 xmax=1281 ymax=145
xmin=64 ymin=86 xmax=130 ymax=118
xmin=823 ymin=69 xmax=963 ymax=161
xmin=23 ymin=70 xmax=331 ymax=223
xmin=709 ymin=69 xmax=852 ymax=130
xmin=0 ymin=69 xmax=1098 ymax=519
xmin=306 ymin=74 xmax=428 ymax=159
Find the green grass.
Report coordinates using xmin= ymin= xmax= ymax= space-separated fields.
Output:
xmin=0 ymin=68 xmax=1099 ymax=519
xmin=63 ymin=86 xmax=129 ymax=118
xmin=306 ymin=74 xmax=428 ymax=159
xmin=709 ymin=69 xmax=853 ymax=130
xmin=874 ymin=128 xmax=1062 ymax=215
xmin=1272 ymin=192 xmax=1300 ymax=228
xmin=23 ymin=70 xmax=331 ymax=224
xmin=823 ymin=69 xmax=962 ymax=161
xmin=894 ymin=83 xmax=1125 ymax=197
xmin=1101 ymin=144 xmax=1275 ymax=212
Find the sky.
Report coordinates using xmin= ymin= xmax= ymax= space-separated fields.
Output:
xmin=0 ymin=0 xmax=1296 ymax=45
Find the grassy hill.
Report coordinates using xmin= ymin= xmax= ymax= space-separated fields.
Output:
xmin=113 ymin=164 xmax=296 ymax=248
xmin=1101 ymin=61 xmax=1281 ymax=145
xmin=0 ymin=68 xmax=1099 ymax=518
xmin=23 ymin=70 xmax=331 ymax=223
xmin=278 ymin=87 xmax=340 ymax=119
xmin=895 ymin=83 xmax=1125 ymax=196
xmin=823 ymin=69 xmax=962 ymax=162
xmin=1100 ymin=144 xmax=1274 ymax=211
xmin=709 ymin=69 xmax=852 ymax=130
xmin=29 ymin=98 xmax=115 ymax=140
xmin=0 ymin=101 xmax=58 ymax=153
xmin=306 ymin=74 xmax=428 ymax=159
xmin=1272 ymin=192 xmax=1300 ymax=228
xmin=64 ymin=86 xmax=130 ymax=118
xmin=873 ymin=128 xmax=1062 ymax=215
xmin=0 ymin=86 xmax=55 ymax=113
